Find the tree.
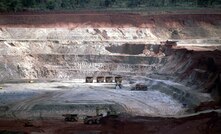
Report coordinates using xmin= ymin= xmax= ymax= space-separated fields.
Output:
xmin=104 ymin=0 xmax=111 ymax=7
xmin=0 ymin=0 xmax=7 ymax=11
xmin=171 ymin=0 xmax=177 ymax=6
xmin=208 ymin=0 xmax=221 ymax=6
xmin=127 ymin=0 xmax=141 ymax=7
xmin=46 ymin=0 xmax=55 ymax=10
xmin=8 ymin=0 xmax=23 ymax=12
xmin=99 ymin=0 xmax=115 ymax=7
xmin=78 ymin=0 xmax=90 ymax=8
xmin=54 ymin=0 xmax=62 ymax=9
xmin=61 ymin=0 xmax=70 ymax=8
xmin=197 ymin=0 xmax=210 ymax=7
xmin=22 ymin=0 xmax=36 ymax=7
xmin=162 ymin=0 xmax=171 ymax=6
xmin=0 ymin=0 xmax=220 ymax=12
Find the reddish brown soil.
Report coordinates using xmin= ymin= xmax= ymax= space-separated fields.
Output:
xmin=0 ymin=112 xmax=220 ymax=134
xmin=0 ymin=11 xmax=220 ymax=28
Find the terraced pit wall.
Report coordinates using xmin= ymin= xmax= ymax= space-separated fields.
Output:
xmin=0 ymin=44 xmax=166 ymax=80
xmin=0 ymin=12 xmax=220 ymax=86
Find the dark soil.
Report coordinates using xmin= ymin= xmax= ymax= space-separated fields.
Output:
xmin=0 ymin=112 xmax=220 ymax=134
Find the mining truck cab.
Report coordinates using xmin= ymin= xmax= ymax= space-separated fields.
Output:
xmin=86 ymin=77 xmax=93 ymax=83
xmin=105 ymin=76 xmax=113 ymax=83
xmin=97 ymin=76 xmax=105 ymax=83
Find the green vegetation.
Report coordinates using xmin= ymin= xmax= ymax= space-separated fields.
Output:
xmin=0 ymin=0 xmax=221 ymax=12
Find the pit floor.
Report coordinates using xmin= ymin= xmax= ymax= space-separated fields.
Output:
xmin=0 ymin=78 xmax=185 ymax=120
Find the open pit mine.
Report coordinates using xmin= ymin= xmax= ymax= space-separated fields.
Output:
xmin=0 ymin=11 xmax=221 ymax=134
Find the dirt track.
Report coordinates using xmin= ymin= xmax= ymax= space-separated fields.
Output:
xmin=0 ymin=80 xmax=185 ymax=119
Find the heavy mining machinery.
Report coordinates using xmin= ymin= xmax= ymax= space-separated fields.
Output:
xmin=84 ymin=114 xmax=103 ymax=124
xmin=115 ymin=76 xmax=122 ymax=89
xmin=85 ymin=76 xmax=123 ymax=89
xmin=62 ymin=114 xmax=78 ymax=122
xmin=132 ymin=84 xmax=148 ymax=91
xmin=84 ymin=107 xmax=118 ymax=125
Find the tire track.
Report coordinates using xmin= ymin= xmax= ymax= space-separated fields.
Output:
xmin=7 ymin=91 xmax=64 ymax=118
xmin=92 ymin=87 xmax=161 ymax=115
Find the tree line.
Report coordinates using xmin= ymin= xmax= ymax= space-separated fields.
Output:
xmin=0 ymin=0 xmax=220 ymax=12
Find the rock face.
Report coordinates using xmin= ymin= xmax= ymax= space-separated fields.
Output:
xmin=0 ymin=46 xmax=166 ymax=80
xmin=0 ymin=12 xmax=221 ymax=40
xmin=0 ymin=12 xmax=220 ymax=92
xmin=0 ymin=12 xmax=220 ymax=81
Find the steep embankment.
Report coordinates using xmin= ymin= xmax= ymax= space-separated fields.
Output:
xmin=162 ymin=47 xmax=221 ymax=104
xmin=0 ymin=12 xmax=221 ymax=81
xmin=0 ymin=12 xmax=221 ymax=41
